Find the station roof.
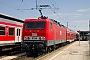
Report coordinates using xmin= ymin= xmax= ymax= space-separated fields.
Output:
xmin=0 ymin=13 xmax=24 ymax=23
xmin=77 ymin=31 xmax=90 ymax=36
xmin=77 ymin=31 xmax=89 ymax=33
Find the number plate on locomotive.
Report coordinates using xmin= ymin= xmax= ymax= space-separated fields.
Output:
xmin=32 ymin=37 xmax=37 ymax=39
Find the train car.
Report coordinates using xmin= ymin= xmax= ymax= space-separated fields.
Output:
xmin=0 ymin=13 xmax=23 ymax=52
xmin=72 ymin=31 xmax=76 ymax=41
xmin=66 ymin=28 xmax=76 ymax=43
xmin=22 ymin=17 xmax=67 ymax=56
xmin=66 ymin=28 xmax=71 ymax=42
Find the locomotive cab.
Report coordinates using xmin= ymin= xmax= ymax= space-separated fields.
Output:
xmin=22 ymin=17 xmax=48 ymax=50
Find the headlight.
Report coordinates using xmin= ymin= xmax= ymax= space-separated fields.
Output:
xmin=24 ymin=36 xmax=31 ymax=40
xmin=41 ymin=37 xmax=45 ymax=40
xmin=24 ymin=36 xmax=27 ymax=40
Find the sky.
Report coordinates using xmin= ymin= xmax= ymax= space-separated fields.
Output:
xmin=0 ymin=0 xmax=90 ymax=32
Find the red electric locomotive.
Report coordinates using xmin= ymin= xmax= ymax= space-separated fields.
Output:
xmin=0 ymin=13 xmax=23 ymax=52
xmin=22 ymin=16 xmax=67 ymax=56
xmin=22 ymin=10 xmax=77 ymax=56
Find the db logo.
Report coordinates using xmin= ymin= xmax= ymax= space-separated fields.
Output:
xmin=32 ymin=33 xmax=37 ymax=36
xmin=60 ymin=31 xmax=62 ymax=35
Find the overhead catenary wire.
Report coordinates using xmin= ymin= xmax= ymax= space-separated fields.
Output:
xmin=0 ymin=0 xmax=73 ymax=27
xmin=0 ymin=1 xmax=36 ymax=18
xmin=42 ymin=0 xmax=66 ymax=24
xmin=19 ymin=0 xmax=36 ymax=17
xmin=37 ymin=0 xmax=68 ymax=27
xmin=49 ymin=0 xmax=56 ymax=9
xmin=49 ymin=0 xmax=75 ymax=28
xmin=36 ymin=0 xmax=66 ymax=22
xmin=52 ymin=0 xmax=58 ymax=9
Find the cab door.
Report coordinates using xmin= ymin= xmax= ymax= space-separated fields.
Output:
xmin=15 ymin=27 xmax=22 ymax=42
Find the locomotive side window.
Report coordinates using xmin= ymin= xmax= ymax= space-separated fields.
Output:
xmin=0 ymin=26 xmax=5 ymax=35
xmin=9 ymin=27 xmax=14 ymax=35
xmin=50 ymin=22 xmax=52 ymax=30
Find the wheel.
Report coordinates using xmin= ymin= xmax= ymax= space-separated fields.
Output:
xmin=52 ymin=45 xmax=55 ymax=51
xmin=33 ymin=50 xmax=38 ymax=57
xmin=45 ymin=46 xmax=48 ymax=53
xmin=0 ymin=47 xmax=2 ymax=55
xmin=26 ymin=49 xmax=33 ymax=57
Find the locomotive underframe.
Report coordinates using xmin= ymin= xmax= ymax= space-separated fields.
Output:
xmin=22 ymin=39 xmax=67 ymax=56
xmin=22 ymin=40 xmax=47 ymax=49
xmin=22 ymin=40 xmax=47 ymax=56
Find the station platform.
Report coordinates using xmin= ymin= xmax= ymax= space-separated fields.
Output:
xmin=37 ymin=41 xmax=90 ymax=60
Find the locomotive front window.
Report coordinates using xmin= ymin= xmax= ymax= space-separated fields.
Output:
xmin=0 ymin=26 xmax=5 ymax=35
xmin=25 ymin=22 xmax=34 ymax=29
xmin=36 ymin=22 xmax=45 ymax=29
xmin=25 ymin=22 xmax=45 ymax=29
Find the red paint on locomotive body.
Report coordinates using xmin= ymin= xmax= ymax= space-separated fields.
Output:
xmin=22 ymin=18 xmax=47 ymax=40
xmin=22 ymin=18 xmax=67 ymax=46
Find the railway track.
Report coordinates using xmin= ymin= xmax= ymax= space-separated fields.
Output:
xmin=12 ymin=55 xmax=34 ymax=60
xmin=0 ymin=42 xmax=75 ymax=60
xmin=0 ymin=52 xmax=34 ymax=60
xmin=0 ymin=53 xmax=27 ymax=60
xmin=0 ymin=46 xmax=26 ymax=60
